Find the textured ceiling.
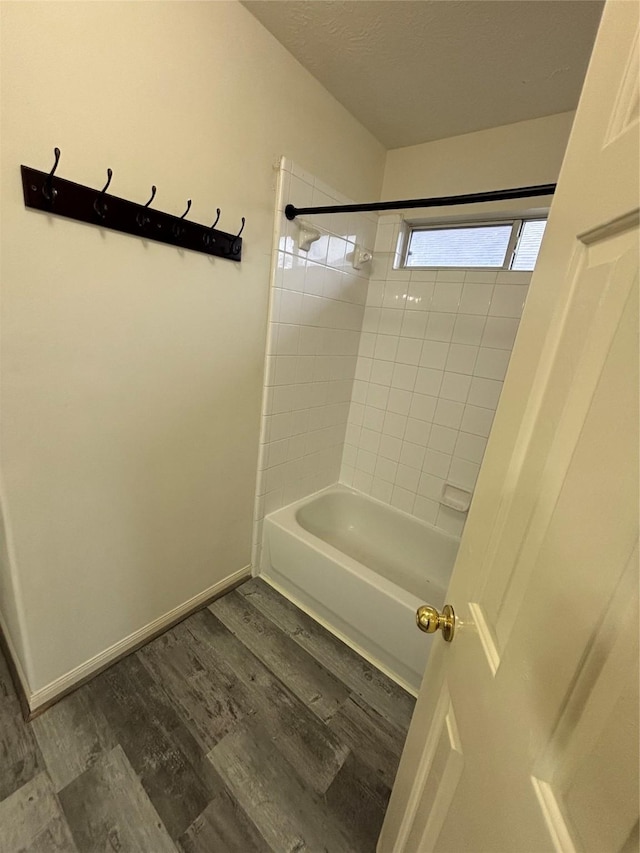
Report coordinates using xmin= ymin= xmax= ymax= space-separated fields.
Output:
xmin=242 ymin=0 xmax=603 ymax=149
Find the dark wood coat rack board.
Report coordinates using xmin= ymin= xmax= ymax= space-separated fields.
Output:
xmin=21 ymin=148 xmax=245 ymax=262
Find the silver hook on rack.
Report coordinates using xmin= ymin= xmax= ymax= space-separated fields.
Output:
xmin=136 ymin=185 xmax=157 ymax=228
xmin=42 ymin=147 xmax=61 ymax=203
xmin=203 ymin=209 xmax=221 ymax=247
xmin=93 ymin=168 xmax=113 ymax=220
xmin=172 ymin=199 xmax=192 ymax=238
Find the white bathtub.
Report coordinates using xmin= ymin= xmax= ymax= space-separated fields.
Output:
xmin=260 ymin=485 xmax=459 ymax=693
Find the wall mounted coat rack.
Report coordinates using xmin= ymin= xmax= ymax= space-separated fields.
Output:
xmin=21 ymin=149 xmax=245 ymax=262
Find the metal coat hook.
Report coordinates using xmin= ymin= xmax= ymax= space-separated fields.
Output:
xmin=136 ymin=185 xmax=157 ymax=228
xmin=203 ymin=209 xmax=221 ymax=247
xmin=93 ymin=168 xmax=113 ymax=220
xmin=42 ymin=147 xmax=61 ymax=202
xmin=172 ymin=199 xmax=192 ymax=238
xmin=229 ymin=217 xmax=245 ymax=255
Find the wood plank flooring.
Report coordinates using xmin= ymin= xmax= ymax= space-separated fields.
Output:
xmin=0 ymin=578 xmax=415 ymax=853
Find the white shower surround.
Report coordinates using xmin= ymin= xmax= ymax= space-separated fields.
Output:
xmin=251 ymin=159 xmax=377 ymax=568
xmin=253 ymin=161 xmax=534 ymax=690
xmin=340 ymin=213 xmax=532 ymax=536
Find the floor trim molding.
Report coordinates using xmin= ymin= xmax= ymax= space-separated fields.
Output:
xmin=5 ymin=567 xmax=250 ymax=721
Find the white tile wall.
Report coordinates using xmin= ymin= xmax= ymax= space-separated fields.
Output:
xmin=251 ymin=159 xmax=376 ymax=566
xmin=340 ymin=214 xmax=531 ymax=537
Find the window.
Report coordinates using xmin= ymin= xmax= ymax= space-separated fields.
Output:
xmin=403 ymin=217 xmax=546 ymax=271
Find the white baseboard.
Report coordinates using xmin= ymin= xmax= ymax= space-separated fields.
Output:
xmin=28 ymin=566 xmax=250 ymax=712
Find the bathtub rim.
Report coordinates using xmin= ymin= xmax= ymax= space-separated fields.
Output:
xmin=259 ymin=483 xmax=460 ymax=693
xmin=263 ymin=483 xmax=459 ymax=605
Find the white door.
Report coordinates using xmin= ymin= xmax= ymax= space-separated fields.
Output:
xmin=379 ymin=2 xmax=639 ymax=851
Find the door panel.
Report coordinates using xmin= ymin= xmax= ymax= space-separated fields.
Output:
xmin=379 ymin=3 xmax=639 ymax=850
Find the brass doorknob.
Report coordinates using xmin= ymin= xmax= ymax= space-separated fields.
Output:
xmin=416 ymin=604 xmax=456 ymax=642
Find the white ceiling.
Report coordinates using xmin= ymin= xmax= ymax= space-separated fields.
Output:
xmin=242 ymin=0 xmax=603 ymax=149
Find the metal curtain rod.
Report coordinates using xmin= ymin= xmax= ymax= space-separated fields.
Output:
xmin=284 ymin=182 xmax=556 ymax=221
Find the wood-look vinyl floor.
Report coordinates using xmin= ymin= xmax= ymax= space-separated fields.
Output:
xmin=0 ymin=578 xmax=415 ymax=853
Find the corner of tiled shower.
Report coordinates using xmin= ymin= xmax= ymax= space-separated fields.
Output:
xmin=251 ymin=159 xmax=532 ymax=570
xmin=251 ymin=158 xmax=377 ymax=570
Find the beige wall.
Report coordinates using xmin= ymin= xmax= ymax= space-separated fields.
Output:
xmin=0 ymin=0 xmax=384 ymax=699
xmin=382 ymin=111 xmax=575 ymax=216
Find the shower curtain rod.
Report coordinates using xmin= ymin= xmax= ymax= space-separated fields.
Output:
xmin=284 ymin=182 xmax=556 ymax=221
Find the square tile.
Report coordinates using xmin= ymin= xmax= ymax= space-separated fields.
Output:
xmin=387 ymin=387 xmax=412 ymax=415
xmin=459 ymin=283 xmax=494 ymax=315
xmin=383 ymin=411 xmax=407 ymax=439
xmin=445 ymin=343 xmax=478 ymax=375
xmin=448 ymin=456 xmax=480 ymax=489
xmin=452 ymin=314 xmax=486 ymax=346
xmin=354 ymin=358 xmax=372 ymax=382
xmin=363 ymin=405 xmax=385 ymax=432
xmin=454 ymin=431 xmax=487 ymax=464
xmin=419 ymin=340 xmax=450 ymax=370
xmin=352 ymin=469 xmax=373 ymax=493
xmin=431 ymin=282 xmax=463 ymax=312
xmin=391 ymin=485 xmax=416 ymax=513
xmin=370 ymin=359 xmax=394 ymax=386
xmin=400 ymin=441 xmax=426 ymax=469
xmin=409 ymin=393 xmax=437 ymax=422
xmin=461 ymin=404 xmax=495 ymax=438
xmin=396 ymin=338 xmax=423 ymax=365
xmin=378 ymin=308 xmax=404 ymax=335
xmin=378 ymin=434 xmax=402 ymax=461
xmin=428 ymin=424 xmax=459 ymax=454
xmin=280 ymin=290 xmax=303 ymax=324
xmin=342 ymin=443 xmax=357 ymax=468
xmin=422 ymin=449 xmax=452 ymax=479
xmin=358 ymin=332 xmax=376 ymax=358
xmin=400 ymin=311 xmax=428 ymax=339
xmin=489 ymin=285 xmax=528 ymax=318
xmin=375 ymin=456 xmax=398 ymax=483
xmin=474 ymin=347 xmax=511 ymax=381
xmin=433 ymin=399 xmax=465 ymax=429
xmin=395 ymin=464 xmax=420 ymax=492
xmin=366 ymin=383 xmax=390 ymax=410
xmin=425 ymin=312 xmax=456 ymax=342
xmin=406 ymin=281 xmax=434 ymax=310
xmin=392 ymin=363 xmax=418 ymax=391
xmin=374 ymin=335 xmax=399 ymax=361
xmin=404 ymin=417 xmax=431 ymax=446
xmin=481 ymin=317 xmax=519 ymax=350
xmin=440 ymin=371 xmax=472 ymax=403
xmin=382 ymin=281 xmax=407 ymax=309
xmin=371 ymin=477 xmax=393 ymax=502
xmin=414 ymin=367 xmax=443 ymax=396
xmin=417 ymin=472 xmax=445 ymax=501
xmin=467 ymin=377 xmax=503 ymax=409
xmin=362 ymin=306 xmax=381 ymax=333
xmin=356 ymin=448 xmax=377 ymax=474
xmin=366 ymin=281 xmax=385 ymax=307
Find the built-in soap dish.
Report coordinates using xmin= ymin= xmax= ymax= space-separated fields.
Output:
xmin=440 ymin=483 xmax=472 ymax=513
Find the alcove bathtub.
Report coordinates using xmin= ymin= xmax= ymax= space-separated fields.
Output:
xmin=259 ymin=485 xmax=460 ymax=693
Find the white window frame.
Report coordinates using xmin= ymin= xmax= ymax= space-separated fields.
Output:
xmin=398 ymin=213 xmax=548 ymax=271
